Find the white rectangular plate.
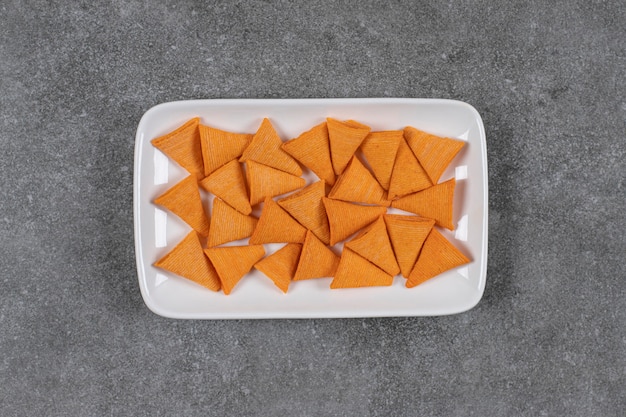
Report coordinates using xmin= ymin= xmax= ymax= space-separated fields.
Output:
xmin=134 ymin=98 xmax=488 ymax=319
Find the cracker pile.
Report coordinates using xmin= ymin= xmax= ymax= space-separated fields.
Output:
xmin=152 ymin=117 xmax=469 ymax=294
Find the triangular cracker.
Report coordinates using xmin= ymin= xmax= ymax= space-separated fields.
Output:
xmin=330 ymin=248 xmax=393 ymax=288
xmin=384 ymin=214 xmax=434 ymax=278
xmin=293 ymin=230 xmax=340 ymax=281
xmin=239 ymin=118 xmax=302 ymax=176
xmin=154 ymin=231 xmax=220 ymax=291
xmin=246 ymin=161 xmax=305 ymax=206
xmin=199 ymin=159 xmax=251 ymax=215
xmin=388 ymin=138 xmax=432 ymax=200
xmin=327 ymin=118 xmax=371 ymax=175
xmin=151 ymin=118 xmax=205 ymax=179
xmin=207 ymin=198 xmax=258 ymax=247
xmin=277 ymin=180 xmax=331 ymax=245
xmin=360 ymin=130 xmax=402 ymax=190
xmin=249 ymin=198 xmax=307 ymax=244
xmin=204 ymin=244 xmax=265 ymax=295
xmin=281 ymin=122 xmax=336 ymax=185
xmin=254 ymin=243 xmax=302 ymax=293
xmin=391 ymin=178 xmax=456 ymax=230
xmin=328 ymin=156 xmax=390 ymax=206
xmin=406 ymin=228 xmax=470 ymax=288
xmin=322 ymin=197 xmax=387 ymax=245
xmin=153 ymin=175 xmax=210 ymax=237
xmin=345 ymin=216 xmax=400 ymax=276
xmin=403 ymin=126 xmax=465 ymax=184
xmin=199 ymin=124 xmax=252 ymax=176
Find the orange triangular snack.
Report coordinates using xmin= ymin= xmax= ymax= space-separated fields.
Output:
xmin=277 ymin=180 xmax=331 ymax=245
xmin=207 ymin=198 xmax=258 ymax=247
xmin=204 ymin=245 xmax=265 ymax=295
xmin=199 ymin=124 xmax=252 ymax=176
xmin=327 ymin=118 xmax=371 ymax=175
xmin=153 ymin=175 xmax=210 ymax=237
xmin=360 ymin=130 xmax=402 ymax=190
xmin=151 ymin=118 xmax=205 ymax=179
xmin=388 ymin=139 xmax=432 ymax=199
xmin=239 ymin=118 xmax=302 ymax=176
xmin=330 ymin=248 xmax=393 ymax=288
xmin=406 ymin=228 xmax=470 ymax=288
xmin=322 ymin=197 xmax=387 ymax=245
xmin=328 ymin=156 xmax=390 ymax=206
xmin=246 ymin=161 xmax=305 ymax=206
xmin=384 ymin=214 xmax=435 ymax=278
xmin=254 ymin=243 xmax=302 ymax=293
xmin=345 ymin=216 xmax=400 ymax=276
xmin=154 ymin=231 xmax=220 ymax=291
xmin=404 ymin=126 xmax=465 ymax=184
xmin=293 ymin=231 xmax=340 ymax=280
xmin=199 ymin=159 xmax=251 ymax=215
xmin=249 ymin=198 xmax=307 ymax=244
xmin=391 ymin=178 xmax=456 ymax=230
xmin=281 ymin=122 xmax=336 ymax=185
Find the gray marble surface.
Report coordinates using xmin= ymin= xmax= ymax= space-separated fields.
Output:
xmin=1 ymin=1 xmax=624 ymax=416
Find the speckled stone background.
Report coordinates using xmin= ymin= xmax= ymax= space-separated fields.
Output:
xmin=1 ymin=1 xmax=625 ymax=416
